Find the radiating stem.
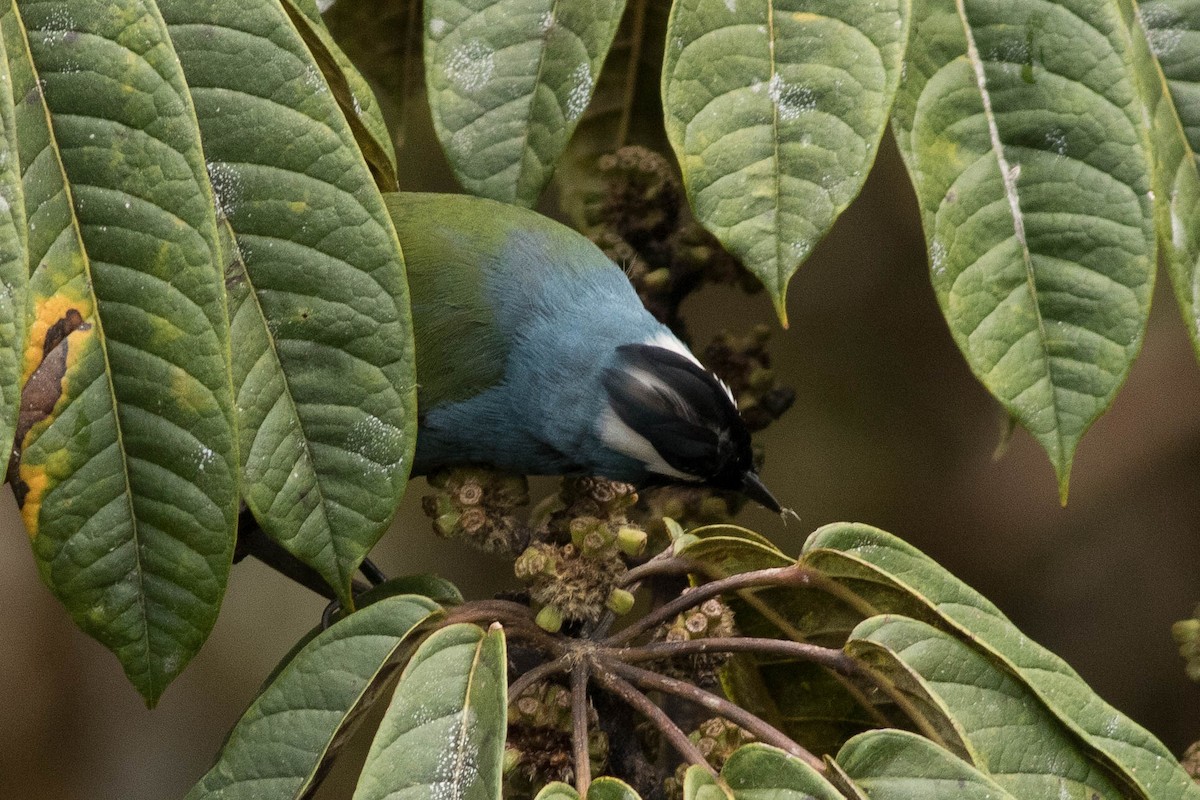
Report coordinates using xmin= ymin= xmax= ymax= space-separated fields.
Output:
xmin=590 ymin=660 xmax=716 ymax=776
xmin=605 ymin=659 xmax=825 ymax=772
xmin=609 ymin=636 xmax=858 ymax=675
xmin=604 ymin=565 xmax=812 ymax=646
xmin=508 ymin=655 xmax=573 ymax=702
xmin=572 ymin=663 xmax=592 ymax=794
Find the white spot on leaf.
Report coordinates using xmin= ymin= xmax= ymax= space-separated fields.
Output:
xmin=565 ymin=62 xmax=593 ymax=122
xmin=207 ymin=161 xmax=243 ymax=220
xmin=767 ymin=73 xmax=815 ymax=121
xmin=429 ymin=17 xmax=447 ymax=36
xmin=445 ymin=39 xmax=495 ymax=93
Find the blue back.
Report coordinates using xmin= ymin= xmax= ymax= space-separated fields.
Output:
xmin=412 ymin=222 xmax=670 ymax=480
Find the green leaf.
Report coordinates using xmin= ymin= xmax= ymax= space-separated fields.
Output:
xmin=661 ymin=0 xmax=911 ymax=325
xmin=683 ymin=766 xmax=731 ymax=800
xmin=423 ymin=0 xmax=628 ymax=206
xmin=720 ymin=743 xmax=844 ymax=799
xmin=279 ymin=0 xmax=400 ymax=191
xmin=535 ymin=783 xmax=581 ymax=800
xmin=187 ymin=595 xmax=442 ymax=800
xmin=1135 ymin=1 xmax=1200 ymax=364
xmin=588 ymin=777 xmax=643 ymax=800
xmin=0 ymin=18 xmax=25 ymax=464
xmin=353 ymin=623 xmax=508 ymax=800
xmin=847 ymin=615 xmax=1131 ymax=798
xmin=834 ymin=729 xmax=1019 ymax=800
xmin=804 ymin=523 xmax=1200 ymax=800
xmin=161 ymin=0 xmax=418 ymax=605
xmin=3 ymin=0 xmax=238 ymax=704
xmin=891 ymin=0 xmax=1156 ymax=499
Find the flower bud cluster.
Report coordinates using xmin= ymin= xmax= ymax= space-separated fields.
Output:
xmin=629 ymin=487 xmax=735 ymax=545
xmin=516 ymin=477 xmax=648 ymax=628
xmin=663 ymin=718 xmax=755 ymax=799
xmin=421 ymin=467 xmax=530 ymax=555
xmin=504 ymin=682 xmax=607 ymax=792
xmin=702 ymin=325 xmax=795 ymax=433
xmin=1172 ymin=606 xmax=1200 ymax=682
xmin=653 ymin=596 xmax=737 ymax=685
xmin=578 ymin=146 xmax=754 ymax=331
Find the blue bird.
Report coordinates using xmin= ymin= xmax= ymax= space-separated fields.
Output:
xmin=384 ymin=193 xmax=781 ymax=513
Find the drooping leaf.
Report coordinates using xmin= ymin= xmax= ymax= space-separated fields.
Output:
xmin=0 ymin=17 xmax=25 ymax=463
xmin=834 ymin=728 xmax=1020 ymax=800
xmin=719 ymin=743 xmax=844 ymax=799
xmin=892 ymin=0 xmax=1156 ymax=499
xmin=847 ymin=615 xmax=1131 ymax=799
xmin=1134 ymin=1 xmax=1200 ymax=364
xmin=424 ymin=0 xmax=628 ymax=206
xmin=279 ymin=0 xmax=400 ymax=190
xmin=353 ymin=623 xmax=508 ymax=800
xmin=186 ymin=595 xmax=443 ymax=800
xmin=161 ymin=0 xmax=418 ymax=606
xmin=3 ymin=0 xmax=238 ymax=704
xmin=804 ymin=523 xmax=1200 ymax=800
xmin=661 ymin=0 xmax=912 ymax=325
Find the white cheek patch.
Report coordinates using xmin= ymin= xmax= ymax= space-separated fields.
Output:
xmin=597 ymin=405 xmax=702 ymax=482
xmin=644 ymin=331 xmax=737 ymax=406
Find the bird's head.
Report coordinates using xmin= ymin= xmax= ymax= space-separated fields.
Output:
xmin=596 ymin=336 xmax=782 ymax=513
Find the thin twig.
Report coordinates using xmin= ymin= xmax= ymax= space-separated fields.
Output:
xmin=617 ymin=553 xmax=697 ymax=587
xmin=442 ymin=600 xmax=566 ymax=654
xmin=604 ymin=565 xmax=812 ymax=646
xmin=609 ymin=637 xmax=859 ymax=676
xmin=605 ymin=660 xmax=825 ymax=773
xmin=614 ymin=0 xmax=647 ymax=150
xmin=590 ymin=661 xmax=717 ymax=776
xmin=508 ymin=655 xmax=573 ymax=702
xmin=571 ymin=663 xmax=592 ymax=794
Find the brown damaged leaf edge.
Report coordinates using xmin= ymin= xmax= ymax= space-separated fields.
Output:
xmin=6 ymin=308 xmax=92 ymax=507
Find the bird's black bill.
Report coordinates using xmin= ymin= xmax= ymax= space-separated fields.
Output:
xmin=741 ymin=471 xmax=782 ymax=514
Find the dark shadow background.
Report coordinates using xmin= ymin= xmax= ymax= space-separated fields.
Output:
xmin=2 ymin=72 xmax=1199 ymax=800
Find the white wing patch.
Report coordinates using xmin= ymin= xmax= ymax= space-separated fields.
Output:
xmin=645 ymin=330 xmax=737 ymax=406
xmin=597 ymin=406 xmax=701 ymax=482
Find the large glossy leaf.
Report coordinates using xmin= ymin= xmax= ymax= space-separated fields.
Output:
xmin=3 ymin=0 xmax=238 ymax=704
xmin=161 ymin=0 xmax=418 ymax=605
xmin=0 ymin=18 xmax=24 ymax=463
xmin=424 ymin=0 xmax=627 ymax=206
xmin=1136 ymin=1 xmax=1200 ymax=363
xmin=279 ymin=0 xmax=399 ymax=191
xmin=661 ymin=0 xmax=911 ymax=324
xmin=804 ymin=523 xmax=1200 ymax=800
xmin=834 ymin=729 xmax=1019 ymax=800
xmin=892 ymin=0 xmax=1156 ymax=499
xmin=187 ymin=595 xmax=442 ymax=800
xmin=353 ymin=623 xmax=507 ymax=800
xmin=847 ymin=615 xmax=1131 ymax=799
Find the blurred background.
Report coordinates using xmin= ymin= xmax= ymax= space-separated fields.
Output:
xmin=4 ymin=65 xmax=1200 ymax=800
